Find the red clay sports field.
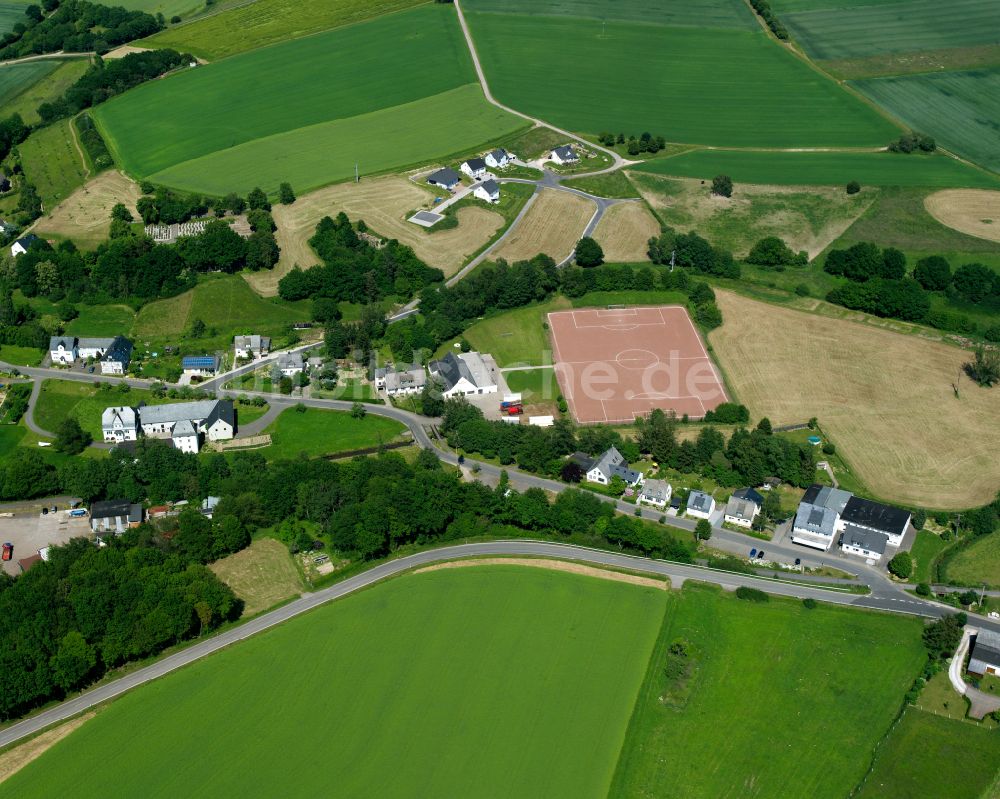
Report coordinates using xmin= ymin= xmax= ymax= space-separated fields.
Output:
xmin=548 ymin=306 xmax=727 ymax=424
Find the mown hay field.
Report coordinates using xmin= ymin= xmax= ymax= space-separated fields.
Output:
xmin=0 ymin=567 xmax=666 ymax=798
xmin=209 ymin=538 xmax=303 ymax=616
xmin=141 ymin=0 xmax=424 ymax=60
xmin=924 ymin=189 xmax=1000 ymax=243
xmin=591 ymin=202 xmax=659 ymax=262
xmin=17 ymin=119 xmax=88 ymax=210
xmin=633 ymin=173 xmax=876 ymax=259
xmin=854 ymin=69 xmax=1000 ymax=174
xmin=710 ymin=290 xmax=1000 ymax=508
xmin=632 ymin=149 xmax=1000 ymax=188
xmin=256 ymin=176 xmax=503 ymax=295
xmin=492 ymin=188 xmax=594 ymax=263
xmin=463 ymin=9 xmax=898 ymax=147
xmin=34 ymin=171 xmax=142 ymax=249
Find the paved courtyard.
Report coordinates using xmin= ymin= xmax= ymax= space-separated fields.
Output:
xmin=0 ymin=511 xmax=92 ymax=576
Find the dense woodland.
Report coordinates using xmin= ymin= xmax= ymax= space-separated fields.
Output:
xmin=0 ymin=0 xmax=162 ymax=60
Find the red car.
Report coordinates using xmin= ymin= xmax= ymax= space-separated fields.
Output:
xmin=1 ymin=543 xmax=12 ymax=561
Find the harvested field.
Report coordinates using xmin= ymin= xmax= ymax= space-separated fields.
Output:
xmin=34 ymin=171 xmax=141 ymax=249
xmin=592 ymin=202 xmax=659 ymax=262
xmin=492 ymin=188 xmax=595 ymax=263
xmin=633 ymin=173 xmax=877 ymax=259
xmin=252 ymin=176 xmax=503 ymax=295
xmin=0 ymin=713 xmax=95 ymax=784
xmin=924 ymin=189 xmax=1000 ymax=243
xmin=415 ymin=557 xmax=668 ymax=589
xmin=102 ymin=45 xmax=152 ymax=59
xmin=710 ymin=290 xmax=999 ymax=508
xmin=209 ymin=538 xmax=303 ymax=616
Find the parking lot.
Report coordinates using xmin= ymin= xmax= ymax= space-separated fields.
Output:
xmin=0 ymin=511 xmax=92 ymax=576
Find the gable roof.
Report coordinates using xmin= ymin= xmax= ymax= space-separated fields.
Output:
xmin=234 ymin=334 xmax=269 ymax=350
xmin=794 ymin=501 xmax=837 ymax=538
xmin=14 ymin=234 xmax=38 ymax=248
xmin=77 ymin=337 xmax=116 ymax=350
xmin=49 ymin=335 xmax=76 ymax=351
xmin=430 ymin=351 xmax=494 ymax=392
xmin=800 ymin=484 xmax=852 ymax=515
xmin=181 ymin=355 xmax=219 ymax=370
xmin=140 ymin=399 xmax=222 ymax=426
xmin=489 ymin=148 xmax=508 ymax=160
xmin=553 ymin=145 xmax=578 ymax=161
xmin=641 ymin=479 xmax=671 ymax=502
xmin=91 ymin=499 xmax=139 ymax=519
xmin=172 ymin=419 xmax=197 ymax=438
xmin=102 ymin=406 xmax=137 ymax=429
xmin=841 ymin=496 xmax=910 ymax=537
xmin=733 ymin=487 xmax=764 ymax=508
xmin=841 ymin=523 xmax=888 ymax=555
xmin=568 ymin=451 xmax=595 ymax=471
xmin=102 ymin=335 xmax=133 ymax=364
xmin=277 ymin=351 xmax=303 ymax=368
xmin=478 ymin=179 xmax=499 ymax=195
xmin=427 ymin=167 xmax=460 ymax=186
xmin=971 ymin=630 xmax=1000 ymax=669
xmin=204 ymin=399 xmax=234 ymax=429
xmin=725 ymin=496 xmax=757 ymax=521
xmin=464 ymin=157 xmax=486 ymax=171
xmin=688 ymin=490 xmax=714 ymax=513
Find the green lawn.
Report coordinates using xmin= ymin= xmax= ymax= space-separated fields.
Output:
xmin=0 ymin=344 xmax=43 ymax=366
xmin=854 ymin=69 xmax=1000 ymax=174
xmin=33 ymin=380 xmax=170 ymax=440
xmin=611 ymin=584 xmax=926 ymax=798
xmin=782 ymin=0 xmax=1000 ymax=61
xmin=911 ymin=529 xmax=947 ymax=584
xmin=632 ymin=148 xmax=1000 ymax=188
xmin=233 ymin=401 xmax=270 ymax=425
xmin=17 ymin=118 xmax=88 ymax=210
xmin=262 ymin=407 xmax=407 ymax=460
xmin=64 ymin=304 xmax=137 ymax=338
xmin=464 ymin=10 xmax=898 ymax=147
xmin=856 ymin=708 xmax=1000 ymax=799
xmin=97 ymin=6 xmax=521 ymax=195
xmin=0 ymin=60 xmax=57 ymax=107
xmin=441 ymin=297 xmax=571 ymax=367
xmin=0 ymin=566 xmax=667 ymax=798
xmin=132 ymin=275 xmax=309 ymax=349
xmin=1 ymin=58 xmax=90 ymax=125
xmin=562 ymin=170 xmax=640 ymax=199
xmin=942 ymin=532 xmax=1000 ymax=588
xmin=140 ymin=0 xmax=425 ymax=60
xmin=0 ymin=421 xmax=26 ymax=457
xmin=503 ymin=367 xmax=559 ymax=403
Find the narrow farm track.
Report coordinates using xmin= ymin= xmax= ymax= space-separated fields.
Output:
xmin=1 ymin=538 xmax=997 ymax=751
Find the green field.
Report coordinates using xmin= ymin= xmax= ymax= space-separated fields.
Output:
xmin=1 ymin=58 xmax=90 ymax=125
xmin=442 ymin=297 xmax=570 ymax=367
xmin=0 ymin=567 xmax=667 ymax=798
xmin=33 ymin=380 xmax=168 ymax=440
xmin=262 ymin=407 xmax=407 ymax=460
xmin=632 ymin=149 xmax=1000 ymax=188
xmin=782 ymin=0 xmax=1000 ymax=61
xmin=114 ymin=0 xmax=202 ymax=16
xmin=0 ymin=344 xmax=43 ymax=366
xmin=0 ymin=0 xmax=27 ymax=37
xmin=97 ymin=6 xmax=523 ymax=194
xmin=464 ymin=0 xmax=755 ymax=29
xmin=856 ymin=708 xmax=1000 ymax=799
xmin=910 ymin=529 xmax=947 ymax=584
xmin=64 ymin=304 xmax=137 ymax=338
xmin=132 ymin=275 xmax=309 ymax=347
xmin=611 ymin=585 xmax=926 ymax=798
xmin=943 ymin=532 xmax=1000 ymax=588
xmin=463 ymin=10 xmax=898 ymax=147
xmin=141 ymin=0 xmax=425 ymax=60
xmin=17 ymin=119 xmax=88 ymax=210
xmin=503 ymin=367 xmax=559 ymax=403
xmin=0 ymin=60 xmax=57 ymax=106
xmin=854 ymin=69 xmax=1000 ymax=174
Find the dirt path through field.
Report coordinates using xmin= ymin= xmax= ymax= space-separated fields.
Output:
xmin=415 ymin=557 xmax=669 ymax=589
xmin=0 ymin=712 xmax=95 ymax=783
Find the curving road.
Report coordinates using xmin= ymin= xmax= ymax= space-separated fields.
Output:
xmin=3 ymin=538 xmax=995 ymax=749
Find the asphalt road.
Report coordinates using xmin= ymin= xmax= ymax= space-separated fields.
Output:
xmin=3 ymin=538 xmax=993 ymax=750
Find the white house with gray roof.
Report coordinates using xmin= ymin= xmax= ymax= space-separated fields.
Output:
xmin=585 ymin=447 xmax=643 ymax=488
xmin=840 ymin=523 xmax=888 ymax=561
xmin=277 ymin=352 xmax=304 ymax=376
xmin=381 ymin=364 xmax=426 ymax=396
xmin=234 ymin=334 xmax=270 ymax=360
xmin=104 ymin=399 xmax=235 ymax=453
xmin=49 ymin=336 xmax=78 ymax=365
xmin=638 ymin=478 xmax=671 ymax=508
xmin=484 ymin=148 xmax=510 ymax=169
xmin=969 ymin=630 xmax=1000 ymax=677
xmin=685 ymin=490 xmax=715 ymax=520
xmin=51 ymin=335 xmax=132 ymax=373
xmin=460 ymin=158 xmax=488 ymax=179
xmin=474 ymin=179 xmax=500 ymax=204
xmin=551 ymin=145 xmax=579 ymax=165
xmin=102 ymin=406 xmax=138 ymax=444
xmin=429 ymin=351 xmax=497 ymax=398
xmin=724 ymin=495 xmax=759 ymax=529
xmin=791 ymin=484 xmax=852 ymax=551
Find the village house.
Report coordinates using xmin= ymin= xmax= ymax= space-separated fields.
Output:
xmin=429 ymin=351 xmax=498 ymax=398
xmin=791 ymin=485 xmax=912 ymax=557
xmin=49 ymin=335 xmax=133 ymax=373
xmin=723 ymin=495 xmax=760 ymax=529
xmin=10 ymin=233 xmax=38 ymax=257
xmin=685 ymin=490 xmax=716 ymax=520
xmin=484 ymin=148 xmax=510 ymax=169
xmin=102 ymin=406 xmax=139 ymax=444
xmin=182 ymin=355 xmax=220 ymax=378
xmin=791 ymin=485 xmax=852 ymax=551
xmin=90 ymin=499 xmax=143 ymax=535
xmin=103 ymin=399 xmax=235 ymax=453
xmin=426 ymin=167 xmax=461 ymax=191
xmin=576 ymin=446 xmax=643 ymax=488
xmin=638 ymin=478 xmax=672 ymax=508
xmin=49 ymin=336 xmax=78 ymax=365
xmin=277 ymin=352 xmax=304 ymax=376
xmin=840 ymin=525 xmax=888 ymax=561
xmin=380 ymin=364 xmax=426 ymax=396
xmin=550 ymin=145 xmax=579 ymax=165
xmin=969 ymin=630 xmax=1000 ymax=677
xmin=473 ymin=179 xmax=500 ymax=204
xmin=460 ymin=158 xmax=488 ymax=179
xmin=234 ymin=334 xmax=270 ymax=360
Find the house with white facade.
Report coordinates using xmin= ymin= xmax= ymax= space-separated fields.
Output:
xmin=102 ymin=406 xmax=139 ymax=444
xmin=429 ymin=351 xmax=498 ymax=398
xmin=969 ymin=630 xmax=1000 ymax=677
xmin=473 ymin=179 xmax=500 ymax=204
xmin=460 ymin=158 xmax=487 ymax=179
xmin=791 ymin=485 xmax=852 ymax=551
xmin=51 ymin=335 xmax=133 ymax=373
xmin=583 ymin=447 xmax=643 ymax=488
xmin=90 ymin=499 xmax=143 ymax=535
xmin=724 ymin=495 xmax=760 ymax=529
xmin=484 ymin=148 xmax=510 ymax=169
xmin=638 ymin=478 xmax=672 ymax=508
xmin=382 ymin=364 xmax=426 ymax=396
xmin=99 ymin=335 xmax=133 ymax=375
xmin=550 ymin=145 xmax=579 ymax=165
xmin=10 ymin=234 xmax=38 ymax=257
xmin=170 ymin=419 xmax=200 ymax=454
xmin=840 ymin=524 xmax=888 ymax=561
xmin=234 ymin=334 xmax=270 ymax=360
xmin=685 ymin=490 xmax=715 ymax=520
xmin=840 ymin=496 xmax=911 ymax=548
xmin=277 ymin=352 xmax=304 ymax=376
xmin=49 ymin=336 xmax=78 ymax=365
xmin=181 ymin=355 xmax=220 ymax=378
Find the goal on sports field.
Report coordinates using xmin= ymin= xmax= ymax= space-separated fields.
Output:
xmin=606 ymin=304 xmax=627 ymax=310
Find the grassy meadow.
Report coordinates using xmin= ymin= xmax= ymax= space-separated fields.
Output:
xmin=854 ymin=69 xmax=1000 ymax=174
xmin=0 ymin=60 xmax=57 ymax=106
xmin=0 ymin=567 xmax=667 ymax=798
xmin=503 ymin=367 xmax=559 ymax=403
xmin=208 ymin=537 xmax=303 ymax=616
xmin=942 ymin=532 xmax=1000 ymax=588
xmin=17 ymin=119 xmax=89 ymax=210
xmin=856 ymin=708 xmax=1000 ymax=799
xmin=910 ymin=529 xmax=947 ymax=584
xmin=262 ymin=407 xmax=407 ymax=460
xmin=33 ymin=380 xmax=169 ymax=440
xmin=610 ymin=585 xmax=925 ymax=798
xmin=1 ymin=58 xmax=90 ymax=125
xmin=464 ymin=0 xmax=756 ymax=29
xmin=140 ymin=0 xmax=425 ymax=60
xmin=632 ymin=148 xmax=1000 ymax=188
xmin=464 ymin=10 xmax=898 ymax=147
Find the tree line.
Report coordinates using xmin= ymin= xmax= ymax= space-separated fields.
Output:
xmin=596 ymin=131 xmax=667 ymax=155
xmin=278 ymin=212 xmax=443 ymax=305
xmin=0 ymin=0 xmax=162 ymax=60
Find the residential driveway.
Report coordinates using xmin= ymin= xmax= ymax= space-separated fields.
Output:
xmin=951 ymin=627 xmax=1000 ymax=720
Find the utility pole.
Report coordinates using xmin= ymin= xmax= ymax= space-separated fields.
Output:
xmin=355 ymin=163 xmax=359 ymax=184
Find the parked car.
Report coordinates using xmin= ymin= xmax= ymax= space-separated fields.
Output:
xmin=757 ymin=551 xmax=765 ymax=559
xmin=794 ymin=558 xmax=801 ymax=566
xmin=750 ymin=548 xmax=757 ymax=558
xmin=1 ymin=542 xmax=12 ymax=561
